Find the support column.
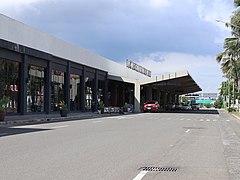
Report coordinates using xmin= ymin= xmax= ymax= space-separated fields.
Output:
xmin=163 ymin=92 xmax=167 ymax=109
xmin=134 ymin=82 xmax=141 ymax=112
xmin=156 ymin=89 xmax=160 ymax=102
xmin=45 ymin=60 xmax=52 ymax=114
xmin=20 ymin=54 xmax=28 ymax=115
xmin=104 ymin=74 xmax=108 ymax=106
xmin=146 ymin=86 xmax=152 ymax=101
xmin=80 ymin=67 xmax=86 ymax=112
xmin=65 ymin=61 xmax=70 ymax=111
xmin=93 ymin=70 xmax=98 ymax=112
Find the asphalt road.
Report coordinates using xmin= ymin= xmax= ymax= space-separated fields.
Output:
xmin=0 ymin=109 xmax=240 ymax=180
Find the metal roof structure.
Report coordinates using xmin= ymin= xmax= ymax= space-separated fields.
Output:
xmin=140 ymin=70 xmax=202 ymax=95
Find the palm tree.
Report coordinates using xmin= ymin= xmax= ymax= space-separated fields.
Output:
xmin=234 ymin=0 xmax=240 ymax=7
xmin=216 ymin=36 xmax=240 ymax=108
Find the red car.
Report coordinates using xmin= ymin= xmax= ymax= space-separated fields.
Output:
xmin=143 ymin=101 xmax=160 ymax=112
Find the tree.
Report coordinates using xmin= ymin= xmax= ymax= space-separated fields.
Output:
xmin=234 ymin=0 xmax=240 ymax=7
xmin=216 ymin=1 xmax=240 ymax=109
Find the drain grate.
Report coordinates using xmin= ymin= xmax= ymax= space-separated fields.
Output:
xmin=140 ymin=167 xmax=177 ymax=172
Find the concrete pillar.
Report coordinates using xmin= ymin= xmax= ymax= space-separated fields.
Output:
xmin=156 ymin=89 xmax=160 ymax=102
xmin=104 ymin=74 xmax=108 ymax=106
xmin=45 ymin=60 xmax=52 ymax=114
xmin=146 ymin=86 xmax=152 ymax=101
xmin=20 ymin=54 xmax=28 ymax=115
xmin=65 ymin=61 xmax=70 ymax=111
xmin=80 ymin=67 xmax=86 ymax=112
xmin=134 ymin=82 xmax=141 ymax=112
xmin=163 ymin=92 xmax=167 ymax=108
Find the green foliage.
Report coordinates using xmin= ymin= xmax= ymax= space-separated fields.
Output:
xmin=124 ymin=102 xmax=128 ymax=112
xmin=234 ymin=0 xmax=240 ymax=8
xmin=59 ymin=100 xmax=68 ymax=110
xmin=0 ymin=96 xmax=9 ymax=113
xmin=204 ymin=104 xmax=212 ymax=108
xmin=214 ymin=98 xmax=223 ymax=108
xmin=98 ymin=101 xmax=105 ymax=111
xmin=228 ymin=107 xmax=237 ymax=112
xmin=181 ymin=96 xmax=190 ymax=104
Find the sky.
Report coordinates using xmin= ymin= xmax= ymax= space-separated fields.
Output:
xmin=0 ymin=0 xmax=235 ymax=93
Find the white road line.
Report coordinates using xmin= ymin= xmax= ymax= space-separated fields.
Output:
xmin=199 ymin=119 xmax=204 ymax=121
xmin=213 ymin=119 xmax=217 ymax=122
xmin=92 ymin=120 xmax=103 ymax=123
xmin=127 ymin=117 xmax=134 ymax=119
xmin=106 ymin=117 xmax=118 ymax=119
xmin=226 ymin=120 xmax=230 ymax=122
xmin=117 ymin=117 xmax=126 ymax=119
xmin=185 ymin=129 xmax=190 ymax=133
xmin=187 ymin=119 xmax=191 ymax=121
xmin=180 ymin=118 xmax=184 ymax=121
xmin=133 ymin=171 xmax=148 ymax=180
xmin=206 ymin=119 xmax=210 ymax=122
xmin=50 ymin=125 xmax=69 ymax=129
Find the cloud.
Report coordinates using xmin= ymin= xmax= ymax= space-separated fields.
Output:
xmin=197 ymin=0 xmax=234 ymax=30
xmin=128 ymin=51 xmax=223 ymax=92
xmin=0 ymin=0 xmax=45 ymax=17
xmin=149 ymin=0 xmax=171 ymax=9
xmin=0 ymin=0 xmax=232 ymax=93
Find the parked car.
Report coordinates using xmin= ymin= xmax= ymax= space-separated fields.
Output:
xmin=191 ymin=103 xmax=200 ymax=110
xmin=143 ymin=101 xmax=160 ymax=112
xmin=182 ymin=104 xmax=192 ymax=110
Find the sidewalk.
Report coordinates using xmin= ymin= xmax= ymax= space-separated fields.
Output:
xmin=0 ymin=112 xmax=122 ymax=126
xmin=230 ymin=111 xmax=240 ymax=121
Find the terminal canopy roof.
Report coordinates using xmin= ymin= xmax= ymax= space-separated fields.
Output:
xmin=140 ymin=70 xmax=202 ymax=95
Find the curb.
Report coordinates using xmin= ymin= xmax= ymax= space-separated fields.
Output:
xmin=0 ymin=112 xmax=127 ymax=126
xmin=0 ymin=115 xmax=101 ymax=126
xmin=230 ymin=113 xmax=240 ymax=121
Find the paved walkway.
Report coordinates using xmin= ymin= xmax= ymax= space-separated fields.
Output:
xmin=0 ymin=111 xmax=122 ymax=126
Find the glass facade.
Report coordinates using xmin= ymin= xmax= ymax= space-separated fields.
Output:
xmin=27 ymin=65 xmax=45 ymax=112
xmin=0 ymin=47 xmax=107 ymax=115
xmin=0 ymin=58 xmax=19 ymax=113
xmin=51 ymin=70 xmax=65 ymax=111
xmin=98 ymin=80 xmax=105 ymax=103
xmin=85 ymin=78 xmax=93 ymax=110
xmin=70 ymin=74 xmax=81 ymax=111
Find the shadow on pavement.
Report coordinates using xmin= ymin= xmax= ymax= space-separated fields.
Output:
xmin=162 ymin=109 xmax=219 ymax=115
xmin=0 ymin=127 xmax=51 ymax=137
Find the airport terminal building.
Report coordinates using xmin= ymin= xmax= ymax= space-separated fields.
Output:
xmin=0 ymin=14 xmax=201 ymax=116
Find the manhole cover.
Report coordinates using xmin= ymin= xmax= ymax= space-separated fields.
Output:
xmin=140 ymin=167 xmax=177 ymax=172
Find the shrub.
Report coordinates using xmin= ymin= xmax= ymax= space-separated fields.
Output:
xmin=228 ymin=107 xmax=237 ymax=112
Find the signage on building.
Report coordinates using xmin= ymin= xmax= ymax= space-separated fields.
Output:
xmin=126 ymin=59 xmax=151 ymax=77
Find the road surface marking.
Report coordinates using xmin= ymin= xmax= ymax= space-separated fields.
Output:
xmin=50 ymin=125 xmax=69 ymax=129
xmin=185 ymin=129 xmax=190 ymax=133
xmin=226 ymin=120 xmax=230 ymax=122
xmin=127 ymin=117 xmax=134 ymax=119
xmin=117 ymin=117 xmax=126 ymax=119
xmin=213 ymin=119 xmax=217 ymax=122
xmin=133 ymin=171 xmax=148 ymax=180
xmin=106 ymin=117 xmax=118 ymax=119
xmin=92 ymin=120 xmax=103 ymax=123
xmin=206 ymin=119 xmax=210 ymax=122
xmin=187 ymin=119 xmax=191 ymax=121
xmin=200 ymin=119 xmax=204 ymax=121
xmin=180 ymin=118 xmax=184 ymax=121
